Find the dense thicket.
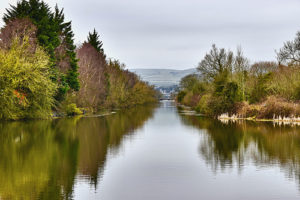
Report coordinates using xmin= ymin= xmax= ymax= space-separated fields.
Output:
xmin=3 ymin=0 xmax=79 ymax=99
xmin=0 ymin=37 xmax=57 ymax=120
xmin=74 ymin=31 xmax=157 ymax=111
xmin=105 ymin=59 xmax=158 ymax=108
xmin=0 ymin=0 xmax=158 ymax=120
xmin=177 ymin=32 xmax=300 ymax=118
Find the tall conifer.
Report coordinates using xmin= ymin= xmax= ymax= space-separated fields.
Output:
xmin=87 ymin=29 xmax=105 ymax=57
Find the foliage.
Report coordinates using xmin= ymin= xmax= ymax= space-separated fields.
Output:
xmin=209 ymin=79 xmax=239 ymax=115
xmin=195 ymin=94 xmax=211 ymax=114
xmin=105 ymin=59 xmax=157 ymax=108
xmin=76 ymin=40 xmax=158 ymax=111
xmin=266 ymin=66 xmax=300 ymax=101
xmin=0 ymin=1 xmax=158 ymax=120
xmin=0 ymin=37 xmax=57 ymax=120
xmin=247 ymin=72 xmax=271 ymax=103
xmin=87 ymin=29 xmax=105 ymax=56
xmin=180 ymin=74 xmax=206 ymax=94
xmin=178 ymin=45 xmax=243 ymax=116
xmin=66 ymin=103 xmax=82 ymax=116
xmin=233 ymin=47 xmax=249 ymax=101
xmin=177 ymin=43 xmax=300 ymax=117
xmin=3 ymin=0 xmax=79 ymax=97
xmin=177 ymin=91 xmax=187 ymax=102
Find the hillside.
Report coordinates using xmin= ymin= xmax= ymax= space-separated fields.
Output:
xmin=130 ymin=68 xmax=197 ymax=87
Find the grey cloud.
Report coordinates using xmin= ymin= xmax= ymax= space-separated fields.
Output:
xmin=1 ymin=0 xmax=300 ymax=69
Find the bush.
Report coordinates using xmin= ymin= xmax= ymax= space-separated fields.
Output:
xmin=234 ymin=97 xmax=300 ymax=119
xmin=195 ymin=94 xmax=211 ymax=114
xmin=0 ymin=37 xmax=57 ymax=120
xmin=65 ymin=103 xmax=83 ymax=116
xmin=177 ymin=91 xmax=186 ymax=102
xmin=258 ymin=96 xmax=296 ymax=119
xmin=267 ymin=67 xmax=300 ymax=101
xmin=182 ymin=92 xmax=193 ymax=106
xmin=234 ymin=102 xmax=261 ymax=118
xmin=208 ymin=81 xmax=239 ymax=116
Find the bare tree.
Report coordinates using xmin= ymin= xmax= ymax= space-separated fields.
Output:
xmin=250 ymin=61 xmax=278 ymax=77
xmin=76 ymin=43 xmax=107 ymax=109
xmin=0 ymin=18 xmax=37 ymax=51
xmin=277 ymin=31 xmax=300 ymax=66
xmin=197 ymin=44 xmax=234 ymax=81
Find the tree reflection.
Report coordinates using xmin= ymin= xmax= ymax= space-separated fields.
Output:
xmin=0 ymin=104 xmax=156 ymax=199
xmin=179 ymin=114 xmax=300 ymax=187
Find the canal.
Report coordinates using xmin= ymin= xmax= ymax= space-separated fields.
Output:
xmin=0 ymin=100 xmax=300 ymax=199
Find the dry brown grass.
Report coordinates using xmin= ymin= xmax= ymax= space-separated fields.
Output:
xmin=235 ymin=96 xmax=300 ymax=119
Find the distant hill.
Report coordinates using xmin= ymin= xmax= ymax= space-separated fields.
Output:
xmin=130 ymin=68 xmax=197 ymax=87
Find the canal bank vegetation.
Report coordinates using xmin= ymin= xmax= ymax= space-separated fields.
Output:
xmin=177 ymin=32 xmax=300 ymax=121
xmin=0 ymin=0 xmax=158 ymax=120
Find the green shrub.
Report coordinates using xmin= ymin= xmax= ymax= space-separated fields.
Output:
xmin=65 ymin=103 xmax=83 ymax=116
xmin=177 ymin=91 xmax=186 ymax=102
xmin=182 ymin=92 xmax=193 ymax=106
xmin=195 ymin=94 xmax=211 ymax=114
xmin=0 ymin=37 xmax=57 ymax=120
xmin=208 ymin=81 xmax=239 ymax=116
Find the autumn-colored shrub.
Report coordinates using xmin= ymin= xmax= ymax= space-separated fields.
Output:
xmin=258 ymin=96 xmax=297 ymax=119
xmin=234 ymin=97 xmax=300 ymax=119
xmin=234 ymin=102 xmax=261 ymax=118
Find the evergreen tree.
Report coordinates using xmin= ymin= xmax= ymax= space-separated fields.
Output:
xmin=87 ymin=29 xmax=105 ymax=56
xmin=3 ymin=0 xmax=79 ymax=100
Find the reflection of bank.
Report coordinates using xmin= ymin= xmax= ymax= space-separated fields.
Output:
xmin=179 ymin=114 xmax=300 ymax=189
xmin=0 ymin=104 xmax=156 ymax=200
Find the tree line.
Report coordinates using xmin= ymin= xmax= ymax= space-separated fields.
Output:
xmin=0 ymin=0 xmax=158 ymax=120
xmin=177 ymin=32 xmax=300 ymax=119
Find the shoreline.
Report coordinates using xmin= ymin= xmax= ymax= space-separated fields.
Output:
xmin=177 ymin=103 xmax=300 ymax=125
xmin=218 ymin=113 xmax=300 ymax=123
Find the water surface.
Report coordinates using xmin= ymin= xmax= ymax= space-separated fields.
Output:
xmin=1 ymin=101 xmax=300 ymax=199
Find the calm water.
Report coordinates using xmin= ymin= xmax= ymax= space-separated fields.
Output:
xmin=1 ymin=101 xmax=300 ymax=199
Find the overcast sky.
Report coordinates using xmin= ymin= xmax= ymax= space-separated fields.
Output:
xmin=1 ymin=0 xmax=300 ymax=69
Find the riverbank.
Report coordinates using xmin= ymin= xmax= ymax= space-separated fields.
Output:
xmin=218 ymin=113 xmax=300 ymax=126
xmin=52 ymin=101 xmax=160 ymax=120
xmin=177 ymin=97 xmax=300 ymax=125
xmin=52 ymin=102 xmax=158 ymax=119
